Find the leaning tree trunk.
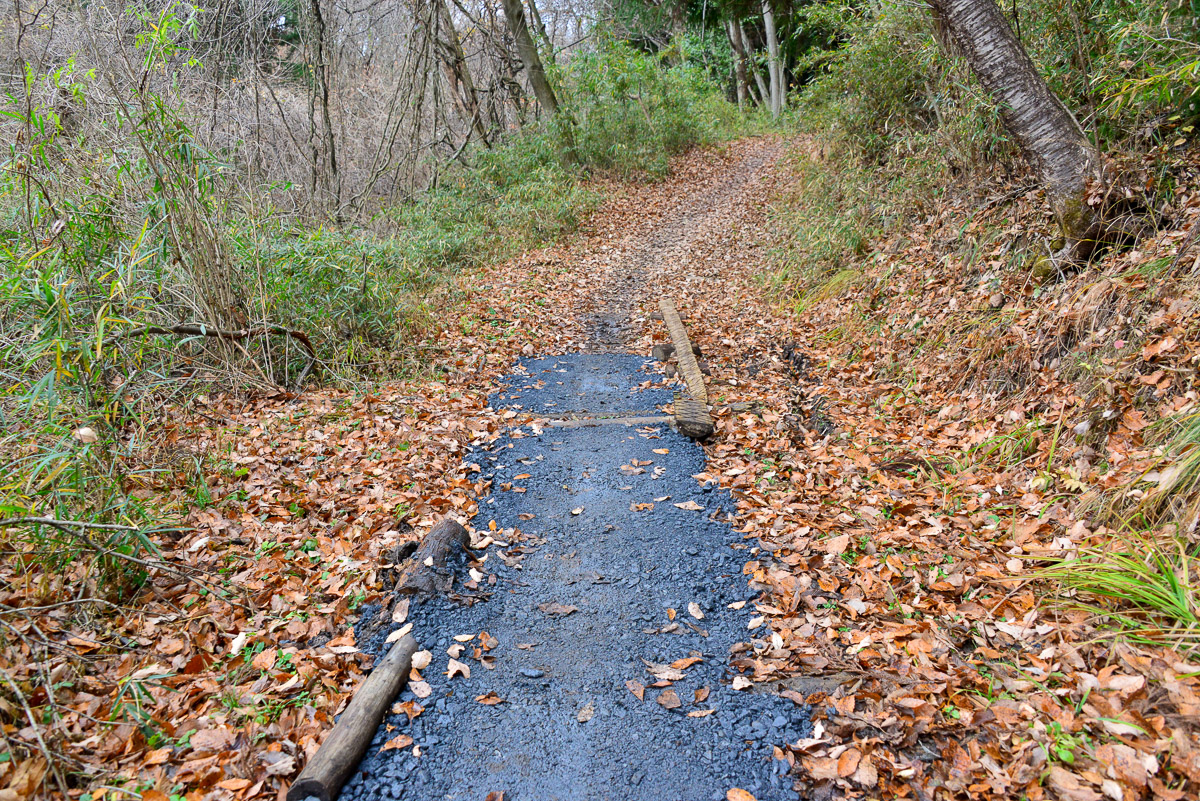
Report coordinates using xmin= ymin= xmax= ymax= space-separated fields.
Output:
xmin=928 ymin=0 xmax=1100 ymax=246
xmin=500 ymin=0 xmax=560 ymax=116
xmin=740 ymin=21 xmax=769 ymax=107
xmin=761 ymin=1 xmax=784 ymax=119
xmin=430 ymin=0 xmax=491 ymax=147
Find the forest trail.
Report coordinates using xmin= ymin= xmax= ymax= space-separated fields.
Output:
xmin=338 ymin=140 xmax=802 ymax=801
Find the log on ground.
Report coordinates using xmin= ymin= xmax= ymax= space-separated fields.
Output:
xmin=287 ymin=635 xmax=419 ymax=801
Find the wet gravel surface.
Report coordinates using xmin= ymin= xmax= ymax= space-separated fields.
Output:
xmin=341 ymin=355 xmax=807 ymax=801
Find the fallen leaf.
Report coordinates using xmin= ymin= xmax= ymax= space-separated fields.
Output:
xmin=475 ymin=692 xmax=504 ymax=705
xmin=688 ymin=602 xmax=705 ymax=620
xmin=411 ymin=650 xmax=432 ymax=670
xmin=657 ymin=688 xmax=682 ymax=709
xmin=447 ymin=658 xmax=471 ymax=679
xmin=409 ymin=680 xmax=432 ymax=698
xmin=577 ymin=702 xmax=594 ymax=722
xmin=674 ymin=500 xmax=705 ymax=511
xmin=695 ymin=686 xmax=710 ymax=703
xmin=380 ymin=734 xmax=414 ymax=752
xmin=539 ymin=602 xmax=579 ymax=616
xmin=626 ymin=679 xmax=645 ymax=700
xmin=727 ymin=790 xmax=757 ymax=801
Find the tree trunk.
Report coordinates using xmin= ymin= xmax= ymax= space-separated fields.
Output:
xmin=306 ymin=0 xmax=340 ymax=213
xmin=727 ymin=20 xmax=749 ymax=111
xmin=430 ymin=0 xmax=491 ymax=147
xmin=526 ymin=0 xmax=556 ymax=66
xmin=500 ymin=0 xmax=559 ymax=116
xmin=927 ymin=0 xmax=1100 ymax=240
xmin=761 ymin=1 xmax=784 ymax=119
xmin=740 ymin=22 xmax=769 ymax=107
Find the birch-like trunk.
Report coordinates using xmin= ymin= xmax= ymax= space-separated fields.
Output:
xmin=928 ymin=0 xmax=1099 ymax=236
xmin=727 ymin=20 xmax=749 ymax=110
xmin=761 ymin=1 xmax=784 ymax=118
xmin=740 ymin=21 xmax=769 ymax=107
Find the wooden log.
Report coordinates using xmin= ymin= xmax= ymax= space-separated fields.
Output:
xmin=394 ymin=518 xmax=470 ymax=597
xmin=674 ymin=391 xmax=714 ymax=439
xmin=287 ymin=635 xmax=419 ymax=801
xmin=658 ymin=300 xmax=707 ymax=404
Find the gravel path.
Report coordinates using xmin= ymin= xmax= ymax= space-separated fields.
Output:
xmin=342 ymin=354 xmax=806 ymax=801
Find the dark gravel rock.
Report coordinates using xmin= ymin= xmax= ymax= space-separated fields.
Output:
xmin=344 ymin=354 xmax=808 ymax=801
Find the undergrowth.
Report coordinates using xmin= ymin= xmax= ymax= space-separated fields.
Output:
xmin=767 ymin=0 xmax=1200 ymax=642
xmin=0 ymin=20 xmax=743 ymax=602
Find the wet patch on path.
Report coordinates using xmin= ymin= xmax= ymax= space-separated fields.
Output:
xmin=343 ymin=355 xmax=806 ymax=801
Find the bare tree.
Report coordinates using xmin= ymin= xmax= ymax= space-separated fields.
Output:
xmin=429 ymin=0 xmax=491 ymax=146
xmin=928 ymin=0 xmax=1102 ymax=251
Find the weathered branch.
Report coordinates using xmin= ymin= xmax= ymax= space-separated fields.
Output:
xmin=287 ymin=635 xmax=420 ymax=801
xmin=104 ymin=322 xmax=318 ymax=385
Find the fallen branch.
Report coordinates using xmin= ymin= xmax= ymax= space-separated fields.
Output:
xmin=0 ymin=517 xmax=245 ymax=608
xmin=287 ymin=635 xmax=419 ymax=801
xmin=289 ymin=518 xmax=470 ymax=801
xmin=393 ymin=518 xmax=471 ymax=597
xmin=104 ymin=322 xmax=318 ymax=386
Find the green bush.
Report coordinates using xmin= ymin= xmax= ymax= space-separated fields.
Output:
xmin=556 ymin=35 xmax=742 ymax=178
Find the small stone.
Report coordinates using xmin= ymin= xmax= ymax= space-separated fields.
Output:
xmin=520 ymin=668 xmax=545 ymax=678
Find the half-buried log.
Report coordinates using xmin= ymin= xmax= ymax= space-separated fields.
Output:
xmin=394 ymin=517 xmax=471 ymax=597
xmin=288 ymin=518 xmax=469 ymax=801
xmin=287 ymin=634 xmax=419 ymax=801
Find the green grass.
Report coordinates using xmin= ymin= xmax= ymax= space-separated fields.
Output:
xmin=1039 ymin=529 xmax=1199 ymax=639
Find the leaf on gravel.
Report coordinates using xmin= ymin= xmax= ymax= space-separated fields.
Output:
xmin=571 ymin=507 xmax=583 ymax=515
xmin=674 ymin=500 xmax=705 ymax=511
xmin=380 ymin=734 xmax=413 ymax=752
xmin=409 ymin=680 xmax=432 ymax=698
xmin=695 ymin=686 xmax=710 ymax=703
xmin=626 ymin=679 xmax=645 ymax=700
xmin=391 ymin=597 xmax=410 ymax=624
xmin=653 ymin=448 xmax=670 ymax=454
xmin=411 ymin=650 xmax=432 ymax=670
xmin=475 ymin=692 xmax=504 ymax=705
xmin=732 ymin=676 xmax=752 ymax=690
xmin=485 ymin=792 xmax=504 ymax=801
xmin=726 ymin=790 xmax=756 ymax=801
xmin=447 ymin=658 xmax=471 ymax=679
xmin=688 ymin=602 xmax=705 ymax=620
xmin=386 ymin=622 xmax=413 ymax=643
xmin=642 ymin=659 xmax=685 ymax=681
xmin=539 ymin=602 xmax=579 ymax=616
xmin=657 ymin=688 xmax=682 ymax=709
xmin=391 ymin=700 xmax=423 ymax=720
xmin=669 ymin=656 xmax=703 ymax=670
xmin=453 ymin=633 xmax=476 ymax=642
xmin=688 ymin=709 xmax=716 ymax=718
xmin=577 ymin=702 xmax=594 ymax=723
